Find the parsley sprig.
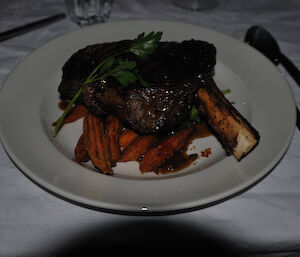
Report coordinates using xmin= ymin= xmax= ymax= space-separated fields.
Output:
xmin=53 ymin=31 xmax=162 ymax=137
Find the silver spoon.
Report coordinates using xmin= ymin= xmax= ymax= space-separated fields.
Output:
xmin=245 ymin=25 xmax=300 ymax=130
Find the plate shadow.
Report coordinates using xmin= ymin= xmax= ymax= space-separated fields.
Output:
xmin=45 ymin=219 xmax=245 ymax=257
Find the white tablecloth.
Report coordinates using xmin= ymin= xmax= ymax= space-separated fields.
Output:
xmin=0 ymin=0 xmax=300 ymax=256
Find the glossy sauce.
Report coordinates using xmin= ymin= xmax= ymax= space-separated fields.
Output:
xmin=155 ymin=122 xmax=212 ymax=174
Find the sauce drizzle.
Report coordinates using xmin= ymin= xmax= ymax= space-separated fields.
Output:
xmin=155 ymin=122 xmax=212 ymax=174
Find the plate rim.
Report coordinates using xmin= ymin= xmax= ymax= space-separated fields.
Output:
xmin=0 ymin=19 xmax=296 ymax=215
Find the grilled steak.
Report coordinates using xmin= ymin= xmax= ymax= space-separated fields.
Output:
xmin=58 ymin=39 xmax=216 ymax=133
xmin=82 ymin=81 xmax=200 ymax=134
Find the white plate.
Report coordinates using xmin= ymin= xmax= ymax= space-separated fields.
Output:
xmin=0 ymin=20 xmax=296 ymax=215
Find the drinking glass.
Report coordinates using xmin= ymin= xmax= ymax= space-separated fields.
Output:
xmin=65 ymin=0 xmax=113 ymax=26
xmin=172 ymin=0 xmax=220 ymax=11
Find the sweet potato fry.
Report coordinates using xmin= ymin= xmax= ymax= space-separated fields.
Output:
xmin=139 ymin=128 xmax=193 ymax=173
xmin=83 ymin=113 xmax=113 ymax=174
xmin=119 ymin=135 xmax=156 ymax=162
xmin=74 ymin=134 xmax=90 ymax=163
xmin=53 ymin=105 xmax=87 ymax=126
xmin=105 ymin=115 xmax=121 ymax=164
xmin=119 ymin=129 xmax=139 ymax=150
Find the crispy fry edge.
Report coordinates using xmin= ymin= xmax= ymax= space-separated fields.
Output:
xmin=83 ymin=113 xmax=113 ymax=174
xmin=75 ymin=134 xmax=90 ymax=163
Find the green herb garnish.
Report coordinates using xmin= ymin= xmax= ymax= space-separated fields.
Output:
xmin=189 ymin=105 xmax=201 ymax=123
xmin=129 ymin=32 xmax=162 ymax=59
xmin=53 ymin=31 xmax=162 ymax=137
xmin=222 ymin=89 xmax=231 ymax=95
xmin=187 ymin=89 xmax=231 ymax=125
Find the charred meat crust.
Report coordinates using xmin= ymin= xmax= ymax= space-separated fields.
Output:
xmin=58 ymin=40 xmax=131 ymax=102
xmin=58 ymin=39 xmax=217 ymax=134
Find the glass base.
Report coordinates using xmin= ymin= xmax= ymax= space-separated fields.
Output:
xmin=65 ymin=0 xmax=113 ymax=26
xmin=172 ymin=0 xmax=220 ymax=11
xmin=72 ymin=15 xmax=110 ymax=26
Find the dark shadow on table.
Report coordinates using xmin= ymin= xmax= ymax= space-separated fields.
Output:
xmin=46 ymin=219 xmax=244 ymax=257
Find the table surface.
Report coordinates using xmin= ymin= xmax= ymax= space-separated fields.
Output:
xmin=0 ymin=0 xmax=299 ymax=256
